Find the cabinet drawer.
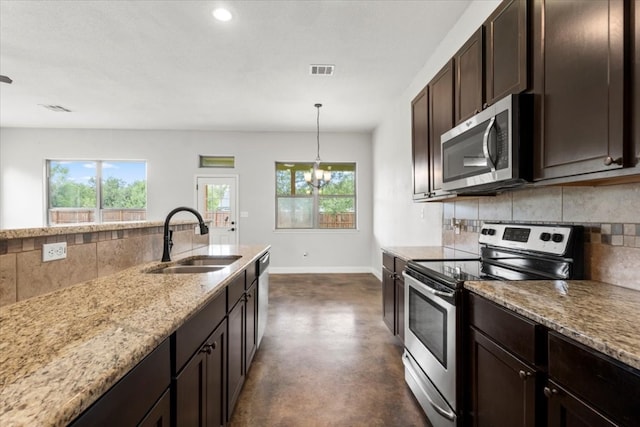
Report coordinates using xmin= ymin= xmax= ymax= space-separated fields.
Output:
xmin=246 ymin=259 xmax=257 ymax=288
xmin=71 ymin=338 xmax=170 ymax=427
xmin=382 ymin=252 xmax=394 ymax=271
xmin=548 ymin=332 xmax=640 ymax=426
xmin=467 ymin=292 xmax=541 ymax=365
xmin=227 ymin=271 xmax=246 ymax=309
xmin=175 ymin=290 xmax=226 ymax=372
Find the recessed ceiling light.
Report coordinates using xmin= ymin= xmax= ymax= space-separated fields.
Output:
xmin=212 ymin=8 xmax=232 ymax=22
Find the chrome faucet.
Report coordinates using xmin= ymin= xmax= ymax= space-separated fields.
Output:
xmin=162 ymin=207 xmax=209 ymax=262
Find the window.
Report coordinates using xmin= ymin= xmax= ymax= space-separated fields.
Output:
xmin=47 ymin=160 xmax=147 ymax=225
xmin=276 ymin=162 xmax=356 ymax=229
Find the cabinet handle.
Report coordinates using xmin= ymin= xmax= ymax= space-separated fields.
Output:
xmin=518 ymin=370 xmax=532 ymax=380
xmin=543 ymin=387 xmax=559 ymax=398
xmin=200 ymin=344 xmax=213 ymax=355
xmin=604 ymin=156 xmax=623 ymax=166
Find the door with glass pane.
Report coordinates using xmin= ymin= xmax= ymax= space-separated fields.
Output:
xmin=196 ymin=176 xmax=238 ymax=245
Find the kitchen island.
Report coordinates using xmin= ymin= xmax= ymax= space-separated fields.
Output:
xmin=0 ymin=244 xmax=269 ymax=427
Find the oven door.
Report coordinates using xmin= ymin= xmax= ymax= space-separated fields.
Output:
xmin=403 ymin=271 xmax=457 ymax=413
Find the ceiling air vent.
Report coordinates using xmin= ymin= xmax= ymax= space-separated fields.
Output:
xmin=310 ymin=64 xmax=335 ymax=76
xmin=39 ymin=104 xmax=72 ymax=112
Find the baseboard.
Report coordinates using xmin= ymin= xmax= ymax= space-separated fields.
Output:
xmin=269 ymin=266 xmax=378 ymax=275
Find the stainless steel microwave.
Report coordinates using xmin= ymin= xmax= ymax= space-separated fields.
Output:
xmin=441 ymin=94 xmax=532 ymax=193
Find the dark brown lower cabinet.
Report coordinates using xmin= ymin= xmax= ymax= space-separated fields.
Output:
xmin=245 ymin=281 xmax=257 ymax=370
xmin=468 ymin=327 xmax=539 ymax=427
xmin=70 ymin=339 xmax=171 ymax=427
xmin=396 ymin=276 xmax=405 ymax=343
xmin=546 ymin=331 xmax=640 ymax=427
xmin=227 ymin=295 xmax=245 ymax=417
xmin=545 ymin=380 xmax=616 ymax=427
xmin=382 ymin=265 xmax=395 ymax=334
xmin=175 ymin=319 xmax=227 ymax=427
xmin=139 ymin=389 xmax=171 ymax=427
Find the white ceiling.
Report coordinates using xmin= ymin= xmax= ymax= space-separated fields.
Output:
xmin=0 ymin=0 xmax=471 ymax=132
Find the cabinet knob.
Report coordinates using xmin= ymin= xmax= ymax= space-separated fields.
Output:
xmin=200 ymin=344 xmax=213 ymax=355
xmin=211 ymin=341 xmax=217 ymax=350
xmin=518 ymin=370 xmax=532 ymax=380
xmin=543 ymin=387 xmax=559 ymax=398
xmin=604 ymin=156 xmax=623 ymax=166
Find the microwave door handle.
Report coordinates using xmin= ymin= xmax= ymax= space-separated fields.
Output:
xmin=482 ymin=116 xmax=497 ymax=172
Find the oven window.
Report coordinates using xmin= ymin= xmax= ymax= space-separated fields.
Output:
xmin=409 ymin=287 xmax=447 ymax=367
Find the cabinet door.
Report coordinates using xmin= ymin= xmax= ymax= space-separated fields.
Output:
xmin=395 ymin=276 xmax=405 ymax=344
xmin=175 ymin=350 xmax=208 ymax=426
xmin=245 ymin=283 xmax=257 ymax=371
xmin=227 ymin=298 xmax=245 ymax=418
xmin=484 ymin=0 xmax=528 ymax=106
xmin=533 ymin=0 xmax=625 ymax=180
xmin=412 ymin=87 xmax=430 ymax=199
xmin=138 ymin=389 xmax=170 ymax=427
xmin=429 ymin=59 xmax=455 ymax=196
xmin=206 ymin=320 xmax=227 ymax=427
xmin=382 ymin=266 xmax=395 ymax=335
xmin=545 ymin=381 xmax=616 ymax=427
xmin=468 ymin=328 xmax=538 ymax=427
xmin=455 ymin=28 xmax=484 ymax=124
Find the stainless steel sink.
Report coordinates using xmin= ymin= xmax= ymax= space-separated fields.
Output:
xmin=148 ymin=265 xmax=226 ymax=274
xmin=179 ymin=255 xmax=242 ymax=266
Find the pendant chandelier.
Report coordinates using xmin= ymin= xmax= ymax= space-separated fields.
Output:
xmin=304 ymin=103 xmax=332 ymax=189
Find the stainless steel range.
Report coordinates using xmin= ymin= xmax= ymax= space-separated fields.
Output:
xmin=402 ymin=222 xmax=584 ymax=427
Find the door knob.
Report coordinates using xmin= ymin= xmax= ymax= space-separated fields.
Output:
xmin=229 ymin=227 xmax=235 ymax=232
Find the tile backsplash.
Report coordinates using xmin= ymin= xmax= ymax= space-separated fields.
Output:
xmin=0 ymin=223 xmax=210 ymax=307
xmin=442 ymin=183 xmax=640 ymax=290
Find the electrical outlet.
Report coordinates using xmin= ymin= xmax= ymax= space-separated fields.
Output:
xmin=42 ymin=242 xmax=67 ymax=262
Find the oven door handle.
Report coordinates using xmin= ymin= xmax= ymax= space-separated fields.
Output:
xmin=403 ymin=272 xmax=456 ymax=299
xmin=403 ymin=353 xmax=457 ymax=421
xmin=422 ymin=284 xmax=456 ymax=299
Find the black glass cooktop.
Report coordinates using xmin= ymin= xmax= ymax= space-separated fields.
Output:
xmin=407 ymin=259 xmax=483 ymax=287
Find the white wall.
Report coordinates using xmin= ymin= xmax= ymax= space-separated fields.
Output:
xmin=0 ymin=127 xmax=373 ymax=272
xmin=370 ymin=0 xmax=501 ymax=275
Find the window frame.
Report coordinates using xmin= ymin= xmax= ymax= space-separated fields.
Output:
xmin=275 ymin=161 xmax=357 ymax=230
xmin=45 ymin=159 xmax=147 ymax=226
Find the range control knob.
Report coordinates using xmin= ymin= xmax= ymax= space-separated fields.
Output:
xmin=487 ymin=228 xmax=496 ymax=236
xmin=540 ymin=232 xmax=551 ymax=242
xmin=481 ymin=228 xmax=489 ymax=235
xmin=552 ymin=233 xmax=564 ymax=243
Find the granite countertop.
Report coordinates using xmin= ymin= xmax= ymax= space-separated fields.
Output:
xmin=465 ymin=280 xmax=640 ymax=371
xmin=0 ymin=220 xmax=205 ymax=240
xmin=0 ymin=244 xmax=270 ymax=427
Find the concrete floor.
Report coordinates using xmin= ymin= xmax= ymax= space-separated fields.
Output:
xmin=229 ymin=273 xmax=430 ymax=427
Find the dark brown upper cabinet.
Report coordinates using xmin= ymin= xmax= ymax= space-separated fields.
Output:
xmin=633 ymin=0 xmax=639 ymax=167
xmin=411 ymin=87 xmax=430 ymax=200
xmin=484 ymin=0 xmax=529 ymax=106
xmin=428 ymin=59 xmax=455 ymax=198
xmin=454 ymin=28 xmax=484 ymax=124
xmin=532 ymin=0 xmax=626 ymax=181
